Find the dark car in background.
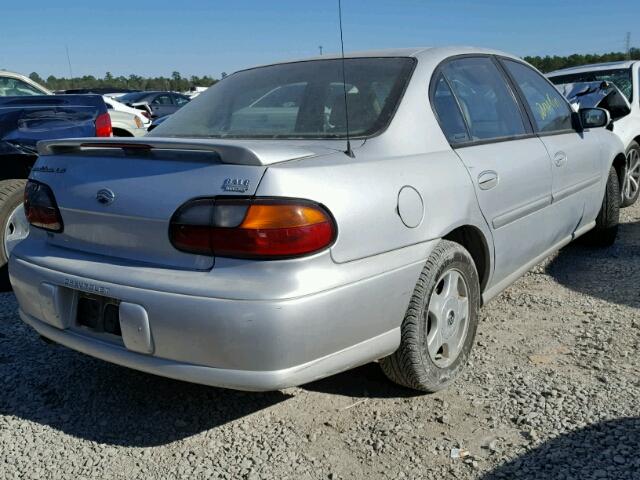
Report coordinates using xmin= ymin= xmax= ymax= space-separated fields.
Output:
xmin=0 ymin=70 xmax=112 ymax=288
xmin=118 ymin=91 xmax=190 ymax=118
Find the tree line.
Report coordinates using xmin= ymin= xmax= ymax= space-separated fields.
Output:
xmin=524 ymin=48 xmax=640 ymax=73
xmin=23 ymin=48 xmax=640 ymax=92
xmin=28 ymin=71 xmax=218 ymax=92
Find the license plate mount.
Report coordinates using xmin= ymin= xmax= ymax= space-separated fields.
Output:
xmin=76 ymin=293 xmax=121 ymax=336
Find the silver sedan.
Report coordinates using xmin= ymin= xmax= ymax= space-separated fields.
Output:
xmin=10 ymin=47 xmax=625 ymax=392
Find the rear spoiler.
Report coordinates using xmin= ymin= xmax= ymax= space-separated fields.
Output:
xmin=36 ymin=137 xmax=316 ymax=166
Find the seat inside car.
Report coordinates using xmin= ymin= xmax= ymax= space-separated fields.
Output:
xmin=329 ymin=89 xmax=379 ymax=133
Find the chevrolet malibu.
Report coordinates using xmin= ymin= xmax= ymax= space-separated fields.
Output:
xmin=10 ymin=47 xmax=625 ymax=392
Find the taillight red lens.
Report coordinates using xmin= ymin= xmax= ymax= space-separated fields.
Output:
xmin=95 ymin=112 xmax=112 ymax=137
xmin=24 ymin=180 xmax=63 ymax=232
xmin=169 ymin=199 xmax=336 ymax=259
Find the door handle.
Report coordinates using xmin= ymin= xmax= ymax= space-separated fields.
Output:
xmin=478 ymin=171 xmax=499 ymax=190
xmin=554 ymin=151 xmax=568 ymax=167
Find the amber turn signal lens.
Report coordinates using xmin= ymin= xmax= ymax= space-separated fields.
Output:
xmin=240 ymin=204 xmax=328 ymax=229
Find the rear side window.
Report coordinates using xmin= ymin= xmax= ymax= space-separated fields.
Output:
xmin=431 ymin=74 xmax=469 ymax=144
xmin=441 ymin=57 xmax=527 ymax=142
xmin=502 ymin=59 xmax=573 ymax=133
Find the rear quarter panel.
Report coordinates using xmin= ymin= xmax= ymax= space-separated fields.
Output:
xmin=257 ymin=146 xmax=491 ymax=266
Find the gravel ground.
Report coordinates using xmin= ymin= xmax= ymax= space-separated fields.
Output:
xmin=1 ymin=204 xmax=639 ymax=480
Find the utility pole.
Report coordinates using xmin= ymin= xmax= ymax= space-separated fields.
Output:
xmin=625 ymin=32 xmax=631 ymax=60
xmin=319 ymin=45 xmax=323 ymax=56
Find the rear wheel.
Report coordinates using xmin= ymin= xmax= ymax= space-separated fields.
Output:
xmin=380 ymin=240 xmax=480 ymax=392
xmin=0 ymin=179 xmax=28 ymax=291
xmin=621 ymin=141 xmax=640 ymax=207
xmin=583 ymin=166 xmax=619 ymax=247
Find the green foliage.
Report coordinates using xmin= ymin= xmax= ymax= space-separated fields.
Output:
xmin=35 ymin=71 xmax=218 ymax=92
xmin=24 ymin=48 xmax=640 ymax=91
xmin=525 ymin=48 xmax=640 ymax=73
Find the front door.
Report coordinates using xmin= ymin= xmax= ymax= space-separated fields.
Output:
xmin=500 ymin=58 xmax=604 ymax=238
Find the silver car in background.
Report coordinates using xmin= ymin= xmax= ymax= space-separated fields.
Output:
xmin=10 ymin=47 xmax=625 ymax=392
xmin=547 ymin=61 xmax=640 ymax=207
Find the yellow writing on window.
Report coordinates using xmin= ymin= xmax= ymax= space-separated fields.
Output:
xmin=536 ymin=94 xmax=562 ymax=120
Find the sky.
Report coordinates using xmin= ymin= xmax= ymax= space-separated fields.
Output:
xmin=1 ymin=0 xmax=639 ymax=79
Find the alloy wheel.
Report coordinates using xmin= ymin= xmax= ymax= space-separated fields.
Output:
xmin=623 ymin=148 xmax=640 ymax=203
xmin=4 ymin=204 xmax=29 ymax=259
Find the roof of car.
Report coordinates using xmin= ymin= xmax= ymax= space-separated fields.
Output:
xmin=0 ymin=69 xmax=52 ymax=94
xmin=547 ymin=60 xmax=638 ymax=76
xmin=240 ymin=46 xmax=520 ymax=72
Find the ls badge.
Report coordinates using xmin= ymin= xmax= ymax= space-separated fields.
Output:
xmin=96 ymin=188 xmax=116 ymax=205
xmin=222 ymin=178 xmax=250 ymax=193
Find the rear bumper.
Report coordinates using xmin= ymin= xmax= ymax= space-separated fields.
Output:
xmin=19 ymin=310 xmax=398 ymax=391
xmin=10 ymin=241 xmax=433 ymax=390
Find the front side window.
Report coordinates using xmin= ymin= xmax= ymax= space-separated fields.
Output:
xmin=431 ymin=74 xmax=469 ymax=144
xmin=0 ymin=76 xmax=46 ymax=96
xmin=441 ymin=57 xmax=527 ymax=142
xmin=503 ymin=59 xmax=573 ymax=133
xmin=149 ymin=57 xmax=415 ymax=139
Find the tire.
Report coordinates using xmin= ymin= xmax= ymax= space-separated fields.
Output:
xmin=380 ymin=240 xmax=480 ymax=392
xmin=621 ymin=141 xmax=640 ymax=208
xmin=0 ymin=179 xmax=28 ymax=291
xmin=583 ymin=166 xmax=619 ymax=247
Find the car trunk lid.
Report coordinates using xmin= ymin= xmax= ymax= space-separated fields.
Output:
xmin=30 ymin=138 xmax=323 ymax=270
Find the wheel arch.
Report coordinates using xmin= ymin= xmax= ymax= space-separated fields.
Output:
xmin=442 ymin=224 xmax=491 ymax=294
xmin=0 ymin=154 xmax=36 ymax=181
xmin=112 ymin=127 xmax=134 ymax=137
xmin=612 ymin=152 xmax=627 ymax=191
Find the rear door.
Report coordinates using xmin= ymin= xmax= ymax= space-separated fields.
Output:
xmin=432 ymin=56 xmax=554 ymax=284
xmin=500 ymin=58 xmax=603 ymax=234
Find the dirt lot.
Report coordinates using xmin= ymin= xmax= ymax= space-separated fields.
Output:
xmin=1 ymin=203 xmax=639 ymax=480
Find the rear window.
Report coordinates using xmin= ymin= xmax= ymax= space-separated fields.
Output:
xmin=0 ymin=77 xmax=46 ymax=96
xmin=149 ymin=57 xmax=415 ymax=139
xmin=549 ymin=68 xmax=633 ymax=102
xmin=119 ymin=92 xmax=150 ymax=103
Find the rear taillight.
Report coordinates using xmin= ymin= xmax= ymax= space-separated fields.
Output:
xmin=169 ymin=198 xmax=336 ymax=259
xmin=95 ymin=112 xmax=112 ymax=137
xmin=24 ymin=180 xmax=63 ymax=232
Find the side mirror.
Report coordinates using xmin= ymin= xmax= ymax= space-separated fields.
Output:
xmin=579 ymin=108 xmax=610 ymax=129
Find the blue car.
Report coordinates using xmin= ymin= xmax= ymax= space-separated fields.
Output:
xmin=0 ymin=70 xmax=111 ymax=289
